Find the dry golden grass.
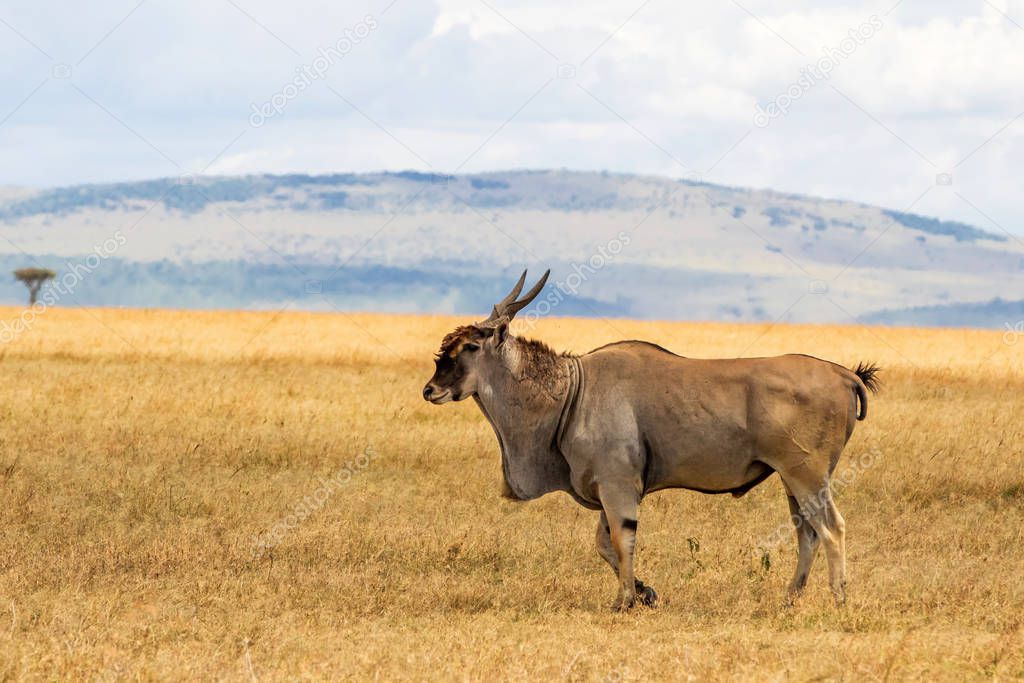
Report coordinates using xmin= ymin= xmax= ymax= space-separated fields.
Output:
xmin=1 ymin=306 xmax=1022 ymax=681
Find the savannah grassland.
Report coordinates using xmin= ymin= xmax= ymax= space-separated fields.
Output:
xmin=0 ymin=306 xmax=1022 ymax=681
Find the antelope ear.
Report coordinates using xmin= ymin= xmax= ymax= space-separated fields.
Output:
xmin=475 ymin=321 xmax=509 ymax=346
xmin=493 ymin=321 xmax=509 ymax=346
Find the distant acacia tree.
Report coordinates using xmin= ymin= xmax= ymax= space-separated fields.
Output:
xmin=13 ymin=268 xmax=55 ymax=305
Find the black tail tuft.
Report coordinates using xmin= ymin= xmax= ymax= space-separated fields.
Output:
xmin=851 ymin=362 xmax=880 ymax=421
xmin=854 ymin=362 xmax=881 ymax=394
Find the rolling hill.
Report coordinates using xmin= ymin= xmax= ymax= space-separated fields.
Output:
xmin=0 ymin=170 xmax=1021 ymax=327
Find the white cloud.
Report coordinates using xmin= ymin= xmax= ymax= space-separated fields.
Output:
xmin=0 ymin=0 xmax=1022 ymax=232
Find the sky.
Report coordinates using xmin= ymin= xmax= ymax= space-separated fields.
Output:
xmin=0 ymin=0 xmax=1022 ymax=234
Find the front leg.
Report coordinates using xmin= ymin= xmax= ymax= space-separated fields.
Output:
xmin=595 ymin=512 xmax=658 ymax=608
xmin=599 ymin=486 xmax=642 ymax=611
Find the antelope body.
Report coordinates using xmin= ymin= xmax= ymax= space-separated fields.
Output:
xmin=423 ymin=270 xmax=879 ymax=610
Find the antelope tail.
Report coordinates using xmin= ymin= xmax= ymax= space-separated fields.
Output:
xmin=852 ymin=362 xmax=881 ymax=421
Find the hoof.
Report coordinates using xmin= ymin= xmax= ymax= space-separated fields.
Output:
xmin=612 ymin=581 xmax=658 ymax=611
xmin=832 ymin=583 xmax=848 ymax=607
xmin=612 ymin=597 xmax=636 ymax=613
xmin=636 ymin=581 xmax=658 ymax=608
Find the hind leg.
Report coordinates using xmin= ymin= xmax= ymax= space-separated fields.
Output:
xmin=785 ymin=493 xmax=820 ymax=603
xmin=595 ymin=512 xmax=657 ymax=607
xmin=819 ymin=493 xmax=847 ymax=604
xmin=778 ymin=468 xmax=847 ymax=605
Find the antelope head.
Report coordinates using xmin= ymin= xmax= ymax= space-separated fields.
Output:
xmin=422 ymin=269 xmax=549 ymax=403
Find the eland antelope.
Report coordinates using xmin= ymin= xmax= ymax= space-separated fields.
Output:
xmin=423 ymin=270 xmax=879 ymax=610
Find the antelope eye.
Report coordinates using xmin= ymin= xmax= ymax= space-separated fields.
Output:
xmin=463 ymin=343 xmax=480 ymax=352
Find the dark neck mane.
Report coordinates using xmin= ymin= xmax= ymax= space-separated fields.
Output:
xmin=505 ymin=336 xmax=576 ymax=395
